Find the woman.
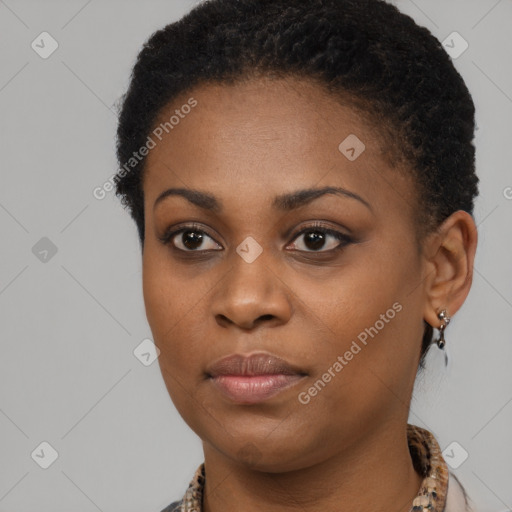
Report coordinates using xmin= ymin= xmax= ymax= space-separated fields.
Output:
xmin=114 ymin=0 xmax=479 ymax=510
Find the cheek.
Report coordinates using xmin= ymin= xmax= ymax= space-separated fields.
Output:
xmin=142 ymin=244 xmax=216 ymax=384
xmin=311 ymin=240 xmax=415 ymax=338
xmin=142 ymin=253 xmax=207 ymax=422
xmin=142 ymin=247 xmax=189 ymax=363
xmin=302 ymin=235 xmax=422 ymax=394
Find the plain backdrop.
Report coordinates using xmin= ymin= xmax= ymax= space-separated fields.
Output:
xmin=0 ymin=0 xmax=511 ymax=511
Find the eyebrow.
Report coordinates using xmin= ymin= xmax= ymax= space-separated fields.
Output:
xmin=153 ymin=186 xmax=373 ymax=213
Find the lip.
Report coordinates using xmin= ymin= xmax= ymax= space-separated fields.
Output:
xmin=206 ymin=352 xmax=307 ymax=404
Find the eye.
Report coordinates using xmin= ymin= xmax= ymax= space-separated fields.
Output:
xmin=159 ymin=222 xmax=353 ymax=254
xmin=287 ymin=223 xmax=353 ymax=253
xmin=159 ymin=224 xmax=222 ymax=252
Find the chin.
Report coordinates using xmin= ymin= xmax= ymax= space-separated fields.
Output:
xmin=209 ymin=432 xmax=324 ymax=473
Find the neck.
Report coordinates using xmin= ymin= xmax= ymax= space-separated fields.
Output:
xmin=202 ymin=421 xmax=424 ymax=512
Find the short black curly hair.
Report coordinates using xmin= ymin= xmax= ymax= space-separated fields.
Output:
xmin=114 ymin=0 xmax=479 ymax=371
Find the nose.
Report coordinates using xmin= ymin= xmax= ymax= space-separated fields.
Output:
xmin=212 ymin=250 xmax=293 ymax=331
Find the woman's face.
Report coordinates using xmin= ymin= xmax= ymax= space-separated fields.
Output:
xmin=142 ymin=77 xmax=429 ymax=471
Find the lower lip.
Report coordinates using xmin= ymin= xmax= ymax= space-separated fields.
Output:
xmin=210 ymin=374 xmax=305 ymax=404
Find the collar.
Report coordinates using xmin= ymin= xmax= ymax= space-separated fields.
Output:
xmin=173 ymin=424 xmax=450 ymax=512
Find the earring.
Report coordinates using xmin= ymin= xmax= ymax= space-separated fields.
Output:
xmin=435 ymin=309 xmax=450 ymax=350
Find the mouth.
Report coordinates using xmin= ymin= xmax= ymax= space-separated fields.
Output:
xmin=206 ymin=352 xmax=307 ymax=404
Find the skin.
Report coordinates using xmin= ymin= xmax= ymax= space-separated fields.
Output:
xmin=141 ymin=76 xmax=477 ymax=512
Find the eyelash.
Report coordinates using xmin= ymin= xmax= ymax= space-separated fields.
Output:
xmin=158 ymin=221 xmax=354 ymax=255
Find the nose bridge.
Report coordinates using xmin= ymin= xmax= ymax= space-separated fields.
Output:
xmin=213 ymin=239 xmax=291 ymax=328
xmin=226 ymin=239 xmax=274 ymax=306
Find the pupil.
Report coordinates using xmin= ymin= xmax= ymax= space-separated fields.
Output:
xmin=305 ymin=231 xmax=325 ymax=250
xmin=183 ymin=231 xmax=203 ymax=249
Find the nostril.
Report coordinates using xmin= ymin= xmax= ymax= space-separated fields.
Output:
xmin=257 ymin=314 xmax=274 ymax=323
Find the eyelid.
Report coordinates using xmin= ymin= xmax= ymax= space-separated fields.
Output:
xmin=288 ymin=221 xmax=351 ymax=238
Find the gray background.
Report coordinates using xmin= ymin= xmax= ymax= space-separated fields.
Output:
xmin=0 ymin=0 xmax=511 ymax=511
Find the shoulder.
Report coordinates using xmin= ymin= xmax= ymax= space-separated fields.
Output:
xmin=160 ymin=499 xmax=182 ymax=512
xmin=445 ymin=472 xmax=475 ymax=512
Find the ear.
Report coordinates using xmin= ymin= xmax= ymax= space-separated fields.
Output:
xmin=422 ymin=210 xmax=478 ymax=329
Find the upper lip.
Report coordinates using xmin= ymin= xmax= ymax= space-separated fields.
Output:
xmin=206 ymin=352 xmax=306 ymax=377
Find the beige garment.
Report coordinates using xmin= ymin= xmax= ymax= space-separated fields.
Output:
xmin=445 ymin=472 xmax=474 ymax=512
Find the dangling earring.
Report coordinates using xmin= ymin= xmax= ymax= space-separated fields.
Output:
xmin=435 ymin=309 xmax=450 ymax=350
xmin=433 ymin=309 xmax=451 ymax=368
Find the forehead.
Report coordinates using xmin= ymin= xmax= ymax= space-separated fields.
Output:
xmin=147 ymin=76 xmax=383 ymax=160
xmin=142 ymin=77 xmax=412 ymax=216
